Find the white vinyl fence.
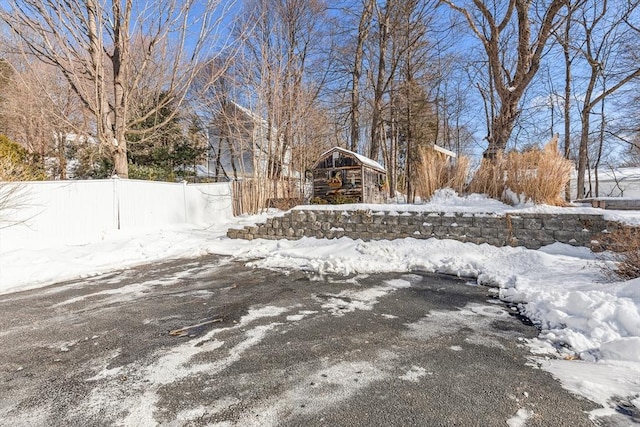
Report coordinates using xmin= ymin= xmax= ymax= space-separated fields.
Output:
xmin=570 ymin=167 xmax=640 ymax=199
xmin=0 ymin=178 xmax=233 ymax=239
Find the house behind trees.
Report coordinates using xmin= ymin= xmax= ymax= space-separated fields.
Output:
xmin=207 ymin=102 xmax=293 ymax=181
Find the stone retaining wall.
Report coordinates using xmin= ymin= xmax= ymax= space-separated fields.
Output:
xmin=227 ymin=208 xmax=621 ymax=249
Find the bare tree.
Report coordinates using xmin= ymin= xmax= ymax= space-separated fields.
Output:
xmin=574 ymin=0 xmax=640 ymax=199
xmin=236 ymin=0 xmax=332 ymax=179
xmin=440 ymin=0 xmax=566 ymax=157
xmin=0 ymin=48 xmax=93 ymax=179
xmin=350 ymin=0 xmax=375 ymax=152
xmin=0 ymin=0 xmax=236 ymax=178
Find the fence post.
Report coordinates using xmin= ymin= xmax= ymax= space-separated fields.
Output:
xmin=182 ymin=180 xmax=188 ymax=223
xmin=112 ymin=176 xmax=120 ymax=230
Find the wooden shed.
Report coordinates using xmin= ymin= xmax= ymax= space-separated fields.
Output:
xmin=311 ymin=147 xmax=387 ymax=204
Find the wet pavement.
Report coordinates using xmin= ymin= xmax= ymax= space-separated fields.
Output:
xmin=0 ymin=254 xmax=600 ymax=426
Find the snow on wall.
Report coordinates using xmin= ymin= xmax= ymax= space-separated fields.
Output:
xmin=227 ymin=208 xmax=611 ymax=250
xmin=0 ymin=179 xmax=232 ymax=239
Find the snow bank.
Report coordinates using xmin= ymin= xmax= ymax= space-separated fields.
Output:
xmin=3 ymin=190 xmax=639 ymax=366
xmin=240 ymin=236 xmax=640 ymax=364
xmin=2 ymin=189 xmax=640 ymax=416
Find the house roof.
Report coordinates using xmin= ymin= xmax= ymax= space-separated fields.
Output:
xmin=317 ymin=147 xmax=386 ymax=173
xmin=432 ymin=144 xmax=457 ymax=158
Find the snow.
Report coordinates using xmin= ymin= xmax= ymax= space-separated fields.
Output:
xmin=399 ymin=365 xmax=429 ymax=382
xmin=318 ymin=146 xmax=386 ymax=173
xmin=2 ymin=189 xmax=640 ymax=419
xmin=506 ymin=408 xmax=533 ymax=427
xmin=294 ymin=187 xmax=640 ymax=225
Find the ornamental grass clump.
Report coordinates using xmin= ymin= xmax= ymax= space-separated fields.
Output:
xmin=468 ymin=136 xmax=572 ymax=206
xmin=415 ymin=146 xmax=469 ymax=200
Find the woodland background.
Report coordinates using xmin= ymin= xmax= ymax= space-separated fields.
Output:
xmin=0 ymin=0 xmax=639 ymax=202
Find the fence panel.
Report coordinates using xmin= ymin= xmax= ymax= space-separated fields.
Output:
xmin=232 ymin=179 xmax=303 ymax=215
xmin=0 ymin=180 xmax=116 ymax=238
xmin=117 ymin=180 xmax=187 ymax=229
xmin=185 ymin=183 xmax=233 ymax=224
xmin=0 ymin=179 xmax=234 ymax=242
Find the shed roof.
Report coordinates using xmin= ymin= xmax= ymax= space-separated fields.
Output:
xmin=317 ymin=147 xmax=386 ymax=173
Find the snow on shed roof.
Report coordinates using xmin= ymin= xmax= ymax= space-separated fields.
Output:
xmin=318 ymin=147 xmax=386 ymax=173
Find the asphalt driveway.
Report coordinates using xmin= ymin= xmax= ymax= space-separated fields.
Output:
xmin=0 ymin=254 xmax=599 ymax=426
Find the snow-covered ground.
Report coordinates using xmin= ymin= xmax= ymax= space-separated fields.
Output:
xmin=1 ymin=190 xmax=639 ymax=421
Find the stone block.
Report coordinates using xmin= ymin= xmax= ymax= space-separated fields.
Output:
xmin=441 ymin=216 xmax=457 ymax=227
xmin=466 ymin=227 xmax=482 ymax=238
xmin=483 ymin=237 xmax=505 ymax=247
xmin=496 ymin=227 xmax=511 ymax=239
xmin=350 ymin=214 xmax=362 ymax=224
xmin=517 ymin=229 xmax=553 ymax=243
xmin=402 ymin=225 xmax=417 ymax=235
xmin=481 ymin=227 xmax=498 ymax=238
xmin=560 ymin=219 xmax=585 ymax=232
xmin=366 ymin=224 xmax=380 ymax=233
xmin=385 ymin=216 xmax=399 ymax=226
xmin=578 ymin=213 xmax=605 ymax=222
xmin=506 ymin=216 xmax=523 ymax=230
xmin=291 ymin=211 xmax=305 ymax=222
xmin=453 ymin=216 xmax=474 ymax=227
xmin=541 ymin=217 xmax=563 ymax=231
xmin=420 ymin=225 xmax=433 ymax=235
xmin=433 ymin=226 xmax=449 ymax=238
xmin=472 ymin=215 xmax=491 ymax=227
xmin=523 ymin=218 xmax=542 ymax=230
xmin=553 ymin=230 xmax=578 ymax=243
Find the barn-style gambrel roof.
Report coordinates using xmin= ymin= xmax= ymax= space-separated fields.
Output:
xmin=315 ymin=147 xmax=386 ymax=173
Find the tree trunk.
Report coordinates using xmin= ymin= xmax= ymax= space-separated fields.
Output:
xmin=350 ymin=0 xmax=373 ymax=152
xmin=576 ymin=113 xmax=588 ymax=199
xmin=369 ymin=3 xmax=389 ymax=162
xmin=485 ymin=100 xmax=518 ymax=158
xmin=594 ymin=97 xmax=606 ymax=197
xmin=562 ymin=22 xmax=572 ymax=199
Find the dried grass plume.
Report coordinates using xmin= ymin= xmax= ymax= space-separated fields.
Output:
xmin=415 ymin=146 xmax=469 ymax=200
xmin=469 ymin=135 xmax=572 ymax=206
